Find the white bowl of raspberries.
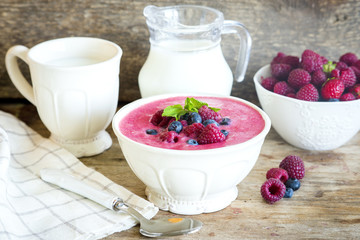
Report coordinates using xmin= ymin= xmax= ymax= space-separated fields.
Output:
xmin=254 ymin=50 xmax=360 ymax=151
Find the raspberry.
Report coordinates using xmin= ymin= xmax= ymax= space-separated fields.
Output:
xmin=150 ymin=109 xmax=174 ymax=127
xmin=159 ymin=131 xmax=179 ymax=143
xmin=354 ymin=60 xmax=360 ymax=69
xmin=260 ymin=178 xmax=286 ymax=204
xmin=340 ymin=92 xmax=356 ymax=101
xmin=183 ymin=122 xmax=205 ymax=138
xmin=349 ymin=84 xmax=360 ymax=98
xmin=300 ymin=49 xmax=325 ymax=73
xmin=335 ymin=61 xmax=348 ymax=71
xmin=273 ymin=81 xmax=295 ymax=96
xmin=286 ymin=92 xmax=296 ymax=98
xmin=311 ymin=69 xmax=327 ymax=87
xmin=150 ymin=109 xmax=164 ymax=126
xmin=266 ymin=168 xmax=289 ymax=183
xmin=271 ymin=52 xmax=286 ymax=64
xmin=198 ymin=105 xmax=222 ymax=123
xmin=296 ymin=84 xmax=319 ymax=101
xmin=339 ymin=52 xmax=358 ymax=66
xmin=330 ymin=68 xmax=341 ymax=78
xmin=271 ymin=63 xmax=292 ymax=80
xmin=280 ymin=55 xmax=300 ymax=69
xmin=279 ymin=155 xmax=305 ymax=180
xmin=197 ymin=124 xmax=226 ymax=144
xmin=350 ymin=66 xmax=360 ymax=80
xmin=321 ymin=78 xmax=345 ymax=100
xmin=339 ymin=68 xmax=357 ymax=88
xmin=180 ymin=120 xmax=188 ymax=127
xmin=261 ymin=76 xmax=278 ymax=91
xmin=288 ymin=68 xmax=311 ymax=89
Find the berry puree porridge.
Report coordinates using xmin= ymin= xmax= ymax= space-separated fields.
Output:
xmin=118 ymin=96 xmax=265 ymax=150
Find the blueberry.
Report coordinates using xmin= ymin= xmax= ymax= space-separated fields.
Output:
xmin=168 ymin=121 xmax=183 ymax=133
xmin=188 ymin=112 xmax=202 ymax=125
xmin=203 ymin=119 xmax=219 ymax=126
xmin=187 ymin=139 xmax=198 ymax=145
xmin=284 ymin=188 xmax=294 ymax=198
xmin=220 ymin=117 xmax=231 ymax=125
xmin=221 ymin=129 xmax=229 ymax=137
xmin=328 ymin=98 xmax=340 ymax=102
xmin=285 ymin=178 xmax=301 ymax=191
xmin=180 ymin=112 xmax=190 ymax=121
xmin=146 ymin=129 xmax=158 ymax=135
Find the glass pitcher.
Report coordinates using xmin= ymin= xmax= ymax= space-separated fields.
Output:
xmin=138 ymin=5 xmax=252 ymax=97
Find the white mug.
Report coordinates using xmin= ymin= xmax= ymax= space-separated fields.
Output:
xmin=5 ymin=37 xmax=122 ymax=157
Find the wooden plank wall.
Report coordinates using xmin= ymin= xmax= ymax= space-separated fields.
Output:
xmin=0 ymin=0 xmax=359 ymax=103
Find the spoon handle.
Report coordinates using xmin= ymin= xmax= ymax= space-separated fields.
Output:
xmin=40 ymin=168 xmax=119 ymax=211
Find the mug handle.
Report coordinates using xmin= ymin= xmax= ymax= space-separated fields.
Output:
xmin=222 ymin=20 xmax=252 ymax=83
xmin=5 ymin=45 xmax=36 ymax=105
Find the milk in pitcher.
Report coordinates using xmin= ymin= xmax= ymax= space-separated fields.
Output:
xmin=138 ymin=39 xmax=233 ymax=97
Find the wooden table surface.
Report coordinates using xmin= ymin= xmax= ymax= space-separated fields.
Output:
xmin=1 ymin=102 xmax=359 ymax=239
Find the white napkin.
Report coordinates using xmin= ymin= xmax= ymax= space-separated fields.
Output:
xmin=0 ymin=110 xmax=158 ymax=240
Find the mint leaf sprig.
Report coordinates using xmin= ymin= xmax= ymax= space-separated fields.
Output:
xmin=162 ymin=97 xmax=220 ymax=120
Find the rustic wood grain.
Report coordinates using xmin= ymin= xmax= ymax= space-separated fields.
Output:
xmin=1 ymin=0 xmax=360 ymax=103
xmin=1 ymin=102 xmax=359 ymax=239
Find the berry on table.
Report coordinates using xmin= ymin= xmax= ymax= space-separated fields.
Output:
xmin=266 ymin=168 xmax=289 ymax=183
xmin=284 ymin=188 xmax=294 ymax=198
xmin=260 ymin=178 xmax=286 ymax=204
xmin=285 ymin=178 xmax=301 ymax=191
xmin=279 ymin=155 xmax=305 ymax=180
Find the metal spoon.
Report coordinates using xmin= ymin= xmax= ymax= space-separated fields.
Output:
xmin=40 ymin=169 xmax=202 ymax=237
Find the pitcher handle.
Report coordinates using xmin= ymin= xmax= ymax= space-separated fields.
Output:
xmin=222 ymin=20 xmax=252 ymax=83
xmin=5 ymin=45 xmax=36 ymax=105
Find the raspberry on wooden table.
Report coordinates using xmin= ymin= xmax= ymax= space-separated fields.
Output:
xmin=260 ymin=178 xmax=286 ymax=204
xmin=279 ymin=155 xmax=305 ymax=180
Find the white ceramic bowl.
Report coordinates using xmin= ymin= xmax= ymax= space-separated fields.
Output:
xmin=254 ymin=64 xmax=360 ymax=151
xmin=112 ymin=94 xmax=271 ymax=215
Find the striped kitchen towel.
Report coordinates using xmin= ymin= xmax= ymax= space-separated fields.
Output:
xmin=0 ymin=110 xmax=158 ymax=240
